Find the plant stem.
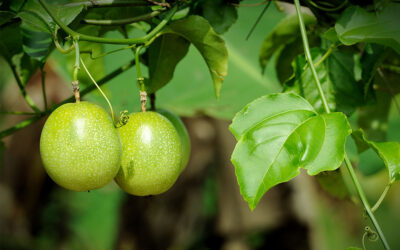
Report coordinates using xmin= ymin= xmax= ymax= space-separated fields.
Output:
xmin=83 ymin=8 xmax=165 ymax=26
xmin=40 ymin=67 xmax=48 ymax=110
xmin=371 ymin=179 xmax=395 ymax=213
xmin=0 ymin=60 xmax=136 ymax=139
xmin=0 ymin=111 xmax=37 ymax=115
xmin=64 ymin=0 xmax=150 ymax=8
xmin=7 ymin=60 xmax=41 ymax=113
xmin=39 ymin=0 xmax=177 ymax=45
xmin=135 ymin=46 xmax=147 ymax=112
xmin=294 ymin=1 xmax=390 ymax=249
xmin=294 ymin=0 xmax=330 ymax=114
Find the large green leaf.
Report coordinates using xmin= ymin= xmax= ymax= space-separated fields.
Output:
xmin=146 ymin=34 xmax=190 ymax=94
xmin=161 ymin=15 xmax=228 ymax=98
xmin=284 ymin=48 xmax=363 ymax=115
xmin=259 ymin=14 xmax=316 ymax=73
xmin=17 ymin=0 xmax=84 ymax=62
xmin=193 ymin=0 xmax=238 ymax=34
xmin=335 ymin=3 xmax=400 ymax=54
xmin=0 ymin=22 xmax=40 ymax=87
xmin=230 ymin=93 xmax=351 ymax=209
xmin=352 ymin=129 xmax=400 ymax=181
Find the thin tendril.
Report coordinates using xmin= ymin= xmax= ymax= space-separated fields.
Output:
xmin=246 ymin=0 xmax=271 ymax=40
xmin=80 ymin=58 xmax=115 ymax=124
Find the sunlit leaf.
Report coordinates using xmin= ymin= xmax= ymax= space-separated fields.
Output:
xmin=352 ymin=129 xmax=400 ymax=181
xmin=230 ymin=93 xmax=351 ymax=209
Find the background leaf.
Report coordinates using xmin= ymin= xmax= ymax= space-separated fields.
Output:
xmin=352 ymin=129 xmax=400 ymax=180
xmin=17 ymin=0 xmax=84 ymax=62
xmin=146 ymin=34 xmax=190 ymax=94
xmin=192 ymin=0 xmax=238 ymax=34
xmin=162 ymin=15 xmax=228 ymax=98
xmin=335 ymin=3 xmax=400 ymax=54
xmin=259 ymin=13 xmax=316 ymax=73
xmin=230 ymin=93 xmax=351 ymax=209
xmin=284 ymin=48 xmax=363 ymax=115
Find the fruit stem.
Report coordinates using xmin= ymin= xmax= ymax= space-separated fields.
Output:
xmin=73 ymin=40 xmax=81 ymax=103
xmin=294 ymin=0 xmax=390 ymax=249
xmin=135 ymin=46 xmax=147 ymax=112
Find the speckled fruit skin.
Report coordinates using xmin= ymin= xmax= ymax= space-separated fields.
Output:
xmin=40 ymin=101 xmax=122 ymax=191
xmin=156 ymin=109 xmax=190 ymax=172
xmin=115 ymin=111 xmax=182 ymax=196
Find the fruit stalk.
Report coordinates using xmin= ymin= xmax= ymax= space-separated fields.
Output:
xmin=73 ymin=40 xmax=81 ymax=102
xmin=293 ymin=0 xmax=390 ymax=249
xmin=135 ymin=46 xmax=147 ymax=112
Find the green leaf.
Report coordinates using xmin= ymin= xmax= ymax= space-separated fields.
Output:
xmin=352 ymin=129 xmax=400 ymax=180
xmin=259 ymin=14 xmax=316 ymax=73
xmin=146 ymin=34 xmax=190 ymax=94
xmin=335 ymin=4 xmax=400 ymax=53
xmin=360 ymin=43 xmax=387 ymax=97
xmin=230 ymin=93 xmax=351 ymax=209
xmin=323 ymin=27 xmax=339 ymax=44
xmin=162 ymin=15 xmax=228 ymax=98
xmin=0 ymin=11 xmax=16 ymax=26
xmin=284 ymin=48 xmax=363 ymax=115
xmin=345 ymin=247 xmax=362 ymax=250
xmin=194 ymin=0 xmax=238 ymax=34
xmin=0 ymin=22 xmax=40 ymax=86
xmin=17 ymin=0 xmax=84 ymax=62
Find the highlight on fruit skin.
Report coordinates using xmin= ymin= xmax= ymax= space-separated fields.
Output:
xmin=115 ymin=111 xmax=182 ymax=196
xmin=40 ymin=101 xmax=122 ymax=191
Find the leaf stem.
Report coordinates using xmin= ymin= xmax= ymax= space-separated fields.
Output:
xmin=294 ymin=1 xmax=390 ymax=249
xmin=82 ymin=8 xmax=166 ymax=26
xmin=63 ymin=0 xmax=150 ymax=8
xmin=0 ymin=111 xmax=37 ymax=115
xmin=0 ymin=60 xmax=136 ymax=139
xmin=38 ymin=0 xmax=177 ymax=45
xmin=371 ymin=179 xmax=395 ymax=213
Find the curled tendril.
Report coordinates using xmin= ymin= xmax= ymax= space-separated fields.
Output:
xmin=117 ymin=110 xmax=130 ymax=127
xmin=362 ymin=226 xmax=379 ymax=250
xmin=365 ymin=227 xmax=379 ymax=241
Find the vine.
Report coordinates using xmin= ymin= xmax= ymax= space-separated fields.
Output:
xmin=294 ymin=0 xmax=390 ymax=249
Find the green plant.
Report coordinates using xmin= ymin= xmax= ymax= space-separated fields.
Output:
xmin=115 ymin=111 xmax=182 ymax=196
xmin=40 ymin=101 xmax=122 ymax=191
xmin=1 ymin=0 xmax=400 ymax=249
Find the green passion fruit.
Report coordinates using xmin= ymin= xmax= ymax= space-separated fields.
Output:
xmin=115 ymin=111 xmax=182 ymax=196
xmin=40 ymin=101 xmax=122 ymax=191
xmin=156 ymin=109 xmax=190 ymax=172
